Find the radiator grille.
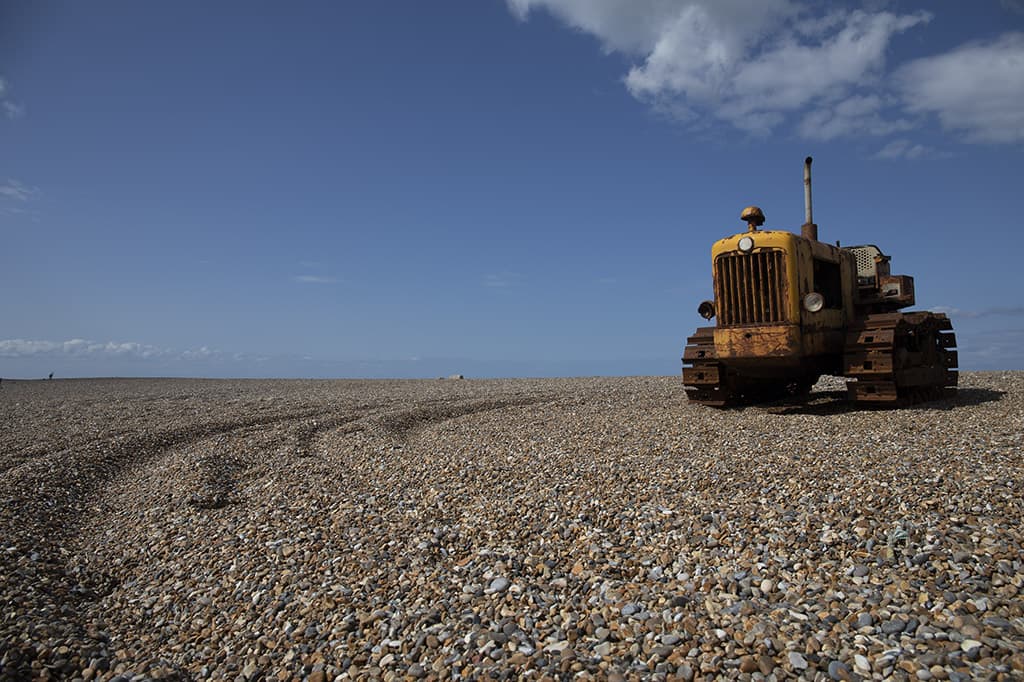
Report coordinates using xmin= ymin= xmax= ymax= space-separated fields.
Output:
xmin=714 ymin=249 xmax=787 ymax=325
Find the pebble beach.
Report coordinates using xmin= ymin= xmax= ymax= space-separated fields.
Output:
xmin=1 ymin=373 xmax=1022 ymax=681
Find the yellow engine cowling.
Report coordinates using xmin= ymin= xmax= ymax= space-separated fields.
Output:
xmin=709 ymin=229 xmax=856 ymax=362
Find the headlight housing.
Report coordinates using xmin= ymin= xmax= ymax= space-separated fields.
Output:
xmin=803 ymin=292 xmax=824 ymax=312
xmin=738 ymin=236 xmax=754 ymax=253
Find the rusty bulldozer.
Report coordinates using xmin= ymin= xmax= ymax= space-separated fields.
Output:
xmin=682 ymin=157 xmax=957 ymax=407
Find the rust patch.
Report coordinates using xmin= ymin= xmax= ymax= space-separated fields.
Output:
xmin=715 ymin=325 xmax=800 ymax=359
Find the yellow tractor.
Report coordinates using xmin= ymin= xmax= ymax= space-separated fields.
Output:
xmin=682 ymin=157 xmax=957 ymax=407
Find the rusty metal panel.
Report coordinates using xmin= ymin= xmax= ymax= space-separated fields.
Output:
xmin=844 ymin=352 xmax=894 ymax=374
xmin=845 ymin=328 xmax=895 ymax=347
xmin=682 ymin=365 xmax=720 ymax=385
xmin=686 ymin=326 xmax=716 ymax=343
xmin=715 ymin=325 xmax=801 ymax=359
xmin=683 ymin=345 xmax=714 ymax=361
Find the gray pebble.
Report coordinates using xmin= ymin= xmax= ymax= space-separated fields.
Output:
xmin=828 ymin=660 xmax=851 ymax=680
xmin=882 ymin=619 xmax=907 ymax=635
xmin=486 ymin=577 xmax=510 ymax=594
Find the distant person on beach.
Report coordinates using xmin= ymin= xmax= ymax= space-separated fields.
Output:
xmin=48 ymin=373 xmax=53 ymax=380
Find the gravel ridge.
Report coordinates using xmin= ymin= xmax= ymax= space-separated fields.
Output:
xmin=1 ymin=374 xmax=1021 ymax=680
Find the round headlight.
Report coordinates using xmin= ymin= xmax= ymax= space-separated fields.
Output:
xmin=803 ymin=292 xmax=824 ymax=312
xmin=698 ymin=300 xmax=715 ymax=320
xmin=738 ymin=236 xmax=754 ymax=253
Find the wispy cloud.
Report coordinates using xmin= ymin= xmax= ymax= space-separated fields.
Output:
xmin=894 ymin=32 xmax=1024 ymax=144
xmin=0 ymin=339 xmax=490 ymax=379
xmin=0 ymin=178 xmax=42 ymax=221
xmin=293 ymin=275 xmax=336 ymax=284
xmin=933 ymin=306 xmax=1024 ymax=320
xmin=0 ymin=338 xmax=219 ymax=360
xmin=3 ymin=101 xmax=24 ymax=119
xmin=871 ymin=139 xmax=951 ymax=160
xmin=0 ymin=77 xmax=24 ymax=120
xmin=798 ymin=95 xmax=913 ymax=141
xmin=0 ymin=179 xmax=40 ymax=202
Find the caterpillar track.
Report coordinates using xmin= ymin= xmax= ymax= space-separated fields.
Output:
xmin=844 ymin=312 xmax=958 ymax=405
xmin=683 ymin=312 xmax=957 ymax=408
xmin=682 ymin=327 xmax=729 ymax=406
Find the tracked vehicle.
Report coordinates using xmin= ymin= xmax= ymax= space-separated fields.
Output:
xmin=682 ymin=157 xmax=957 ymax=407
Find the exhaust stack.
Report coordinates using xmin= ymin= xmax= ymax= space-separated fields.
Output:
xmin=802 ymin=156 xmax=818 ymax=241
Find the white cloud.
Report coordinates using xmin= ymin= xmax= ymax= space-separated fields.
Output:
xmin=0 ymin=179 xmax=40 ymax=202
xmin=182 ymin=346 xmax=217 ymax=359
xmin=509 ymin=3 xmax=1022 ymax=150
xmin=293 ymin=275 xmax=336 ymax=284
xmin=0 ymin=77 xmax=23 ymax=119
xmin=871 ymin=138 xmax=950 ymax=160
xmin=932 ymin=306 xmax=1024 ymax=319
xmin=3 ymin=101 xmax=24 ymax=119
xmin=0 ymin=338 xmax=223 ymax=361
xmin=895 ymin=32 xmax=1024 ymax=144
xmin=798 ymin=94 xmax=913 ymax=141
xmin=507 ymin=0 xmax=696 ymax=54
xmin=0 ymin=339 xmax=60 ymax=356
xmin=508 ymin=2 xmax=930 ymax=137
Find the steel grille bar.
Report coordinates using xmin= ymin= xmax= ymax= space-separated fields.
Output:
xmin=714 ymin=249 xmax=787 ymax=326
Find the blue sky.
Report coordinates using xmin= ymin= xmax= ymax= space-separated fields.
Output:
xmin=2 ymin=0 xmax=1023 ymax=378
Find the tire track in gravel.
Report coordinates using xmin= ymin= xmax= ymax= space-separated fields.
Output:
xmin=2 ymin=409 xmax=333 ymax=540
xmin=182 ymin=410 xmax=376 ymax=510
xmin=1 ymin=395 xmax=554 ymax=679
xmin=0 ymin=393 xmax=552 ymax=660
xmin=324 ymin=395 xmax=558 ymax=509
xmin=0 ymin=403 xmax=396 ymax=678
xmin=375 ymin=395 xmax=555 ymax=439
xmin=305 ymin=397 xmax=561 ymax=586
